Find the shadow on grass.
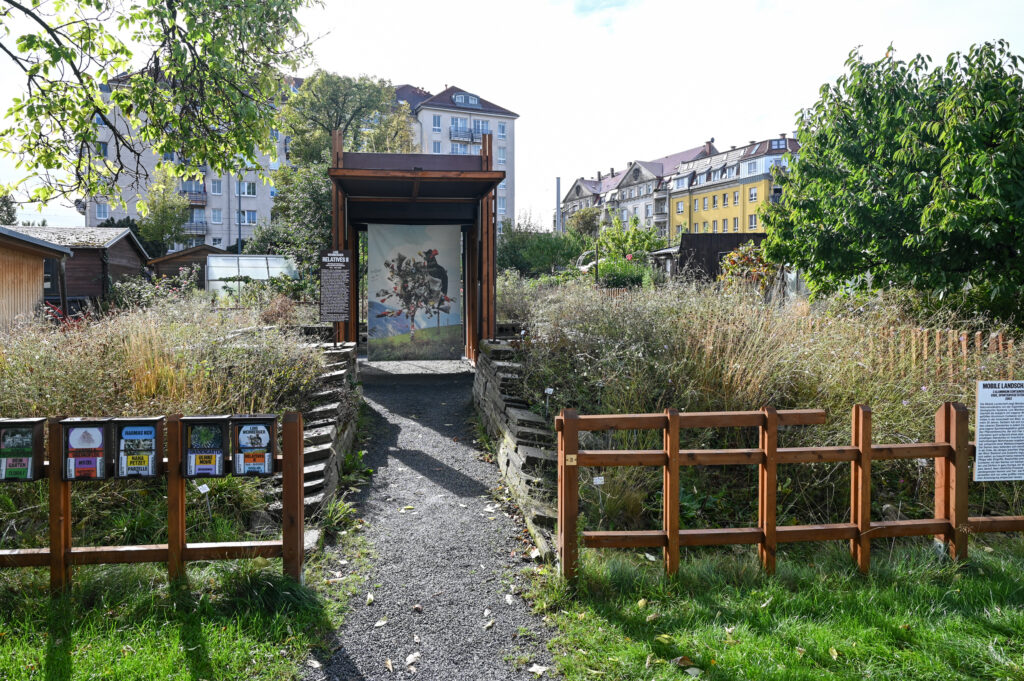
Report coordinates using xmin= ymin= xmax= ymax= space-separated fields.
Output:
xmin=45 ymin=598 xmax=71 ymax=681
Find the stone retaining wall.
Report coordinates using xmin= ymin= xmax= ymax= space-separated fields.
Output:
xmin=473 ymin=340 xmax=558 ymax=559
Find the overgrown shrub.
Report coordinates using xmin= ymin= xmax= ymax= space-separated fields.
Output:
xmin=110 ymin=264 xmax=200 ymax=309
xmin=596 ymin=258 xmax=648 ymax=288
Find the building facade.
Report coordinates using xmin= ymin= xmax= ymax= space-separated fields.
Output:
xmin=398 ymin=84 xmax=518 ymax=230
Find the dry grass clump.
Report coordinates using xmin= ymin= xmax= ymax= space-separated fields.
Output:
xmin=509 ymin=278 xmax=1022 ymax=527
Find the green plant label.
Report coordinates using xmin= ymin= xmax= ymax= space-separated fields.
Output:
xmin=186 ymin=424 xmax=224 ymax=477
xmin=0 ymin=427 xmax=34 ymax=481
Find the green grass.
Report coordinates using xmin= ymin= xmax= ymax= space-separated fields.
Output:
xmin=0 ymin=534 xmax=370 ymax=681
xmin=367 ymin=323 xmax=463 ymax=360
xmin=528 ymin=538 xmax=1024 ymax=680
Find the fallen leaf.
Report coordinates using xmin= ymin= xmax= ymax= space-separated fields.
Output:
xmin=637 ymin=598 xmax=648 ymax=609
xmin=484 ymin=619 xmax=495 ymax=630
xmin=586 ymin=669 xmax=605 ymax=675
xmin=414 ymin=634 xmax=420 ymax=644
xmin=527 ymin=663 xmax=548 ymax=676
xmin=760 ymin=596 xmax=773 ymax=608
xmin=403 ymin=505 xmax=415 ymax=510
xmin=505 ymin=594 xmax=514 ymax=606
xmin=306 ymin=659 xmax=321 ymax=669
xmin=646 ymin=613 xmax=660 ymax=622
xmin=684 ymin=667 xmax=703 ymax=677
xmin=484 ymin=608 xmax=492 ymax=617
xmin=384 ymin=659 xmax=393 ymax=673
xmin=655 ymin=634 xmax=673 ymax=644
xmin=365 ymin=593 xmax=374 ymax=606
xmin=405 ymin=651 xmax=421 ymax=667
xmin=645 ymin=653 xmax=654 ymax=668
xmin=830 ymin=647 xmax=839 ymax=660
xmin=374 ymin=618 xmax=387 ymax=628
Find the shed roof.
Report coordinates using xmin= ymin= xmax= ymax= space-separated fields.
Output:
xmin=11 ymin=225 xmax=149 ymax=259
xmin=0 ymin=225 xmax=72 ymax=258
xmin=149 ymin=243 xmax=227 ymax=265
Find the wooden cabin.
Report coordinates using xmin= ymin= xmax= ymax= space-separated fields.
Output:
xmin=148 ymin=244 xmax=226 ymax=288
xmin=13 ymin=226 xmax=149 ymax=304
xmin=0 ymin=226 xmax=72 ymax=326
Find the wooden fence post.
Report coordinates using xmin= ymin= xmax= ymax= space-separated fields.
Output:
xmin=758 ymin=406 xmax=778 ymax=574
xmin=557 ymin=409 xmax=580 ymax=580
xmin=663 ymin=408 xmax=680 ymax=575
xmin=851 ymin=405 xmax=872 ymax=573
xmin=947 ymin=402 xmax=969 ymax=560
xmin=166 ymin=415 xmax=186 ymax=581
xmin=282 ymin=412 xmax=305 ymax=582
xmin=934 ymin=404 xmax=951 ymax=547
xmin=48 ymin=418 xmax=70 ymax=593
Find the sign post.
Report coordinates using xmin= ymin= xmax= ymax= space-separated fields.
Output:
xmin=974 ymin=380 xmax=1024 ymax=481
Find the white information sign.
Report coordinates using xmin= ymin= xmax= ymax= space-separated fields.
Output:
xmin=974 ymin=380 xmax=1024 ymax=481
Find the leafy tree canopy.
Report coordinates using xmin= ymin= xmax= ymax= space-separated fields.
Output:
xmin=566 ymin=206 xmax=601 ymax=238
xmin=497 ymin=216 xmax=592 ymax=277
xmin=277 ymin=71 xmax=409 ymax=164
xmin=762 ymin=40 xmax=1024 ymax=319
xmin=0 ymin=0 xmax=313 ymax=206
xmin=137 ymin=166 xmax=190 ymax=257
xmin=0 ymin=190 xmax=16 ymax=224
xmin=597 ymin=215 xmax=667 ymax=261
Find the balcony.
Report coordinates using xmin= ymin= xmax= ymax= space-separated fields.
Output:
xmin=449 ymin=127 xmax=486 ymax=142
xmin=182 ymin=221 xmax=207 ymax=235
xmin=180 ymin=190 xmax=207 ymax=206
xmin=654 ymin=203 xmax=668 ymax=216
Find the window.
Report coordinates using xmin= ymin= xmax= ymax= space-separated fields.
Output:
xmin=93 ymin=113 xmax=107 ymax=127
xmin=181 ymin=179 xmax=202 ymax=193
xmin=693 ymin=199 xmax=699 ymax=211
xmin=212 ymin=238 xmax=222 ymax=246
xmin=621 ymin=209 xmax=627 ymax=221
xmin=747 ymin=161 xmax=758 ymax=174
xmin=645 ymin=204 xmax=652 ymax=218
xmin=702 ymin=197 xmax=708 ymax=210
xmin=497 ymin=197 xmax=506 ymax=214
xmin=270 ymin=129 xmax=280 ymax=141
xmin=451 ymin=142 xmax=468 ymax=155
xmin=733 ymin=190 xmax=739 ymax=205
xmin=451 ymin=116 xmax=468 ymax=131
xmin=771 ymin=138 xmax=786 ymax=150
xmin=96 ymin=142 xmax=108 ymax=158
xmin=473 ymin=120 xmax=490 ymax=134
xmin=163 ymin=152 xmax=174 ymax=161
xmin=749 ymin=214 xmax=758 ymax=229
xmin=432 ymin=141 xmax=441 ymax=154
xmin=211 ymin=179 xmax=222 ymax=195
xmin=499 ymin=179 xmax=507 ymax=190
xmin=733 ymin=217 xmax=739 ymax=232
xmin=212 ymin=209 xmax=223 ymax=224
xmin=468 ymin=95 xmax=478 ymax=105
xmin=471 ymin=144 xmax=481 ymax=155
xmin=497 ymin=147 xmax=506 ymax=165
xmin=722 ymin=193 xmax=728 ymax=206
xmin=703 ymin=221 xmax=708 ymax=233
xmin=95 ymin=202 xmax=109 ymax=220
xmin=236 ymin=210 xmax=257 ymax=225
xmin=190 ymin=208 xmax=204 ymax=223
xmin=498 ymin=122 xmax=507 ymax=139
xmin=270 ymin=187 xmax=277 ymax=198
xmin=676 ymin=201 xmax=684 ymax=214
xmin=454 ymin=94 xmax=466 ymax=104
xmin=712 ymin=196 xmax=717 ymax=208
xmin=712 ymin=220 xmax=717 ymax=233
xmin=235 ymin=181 xmax=256 ymax=197
xmin=749 ymin=187 xmax=758 ymax=202
xmin=674 ymin=177 xmax=685 ymax=189
xmin=432 ymin=114 xmax=441 ymax=132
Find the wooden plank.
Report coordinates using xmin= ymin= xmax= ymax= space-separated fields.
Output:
xmin=777 ymin=446 xmax=858 ymax=464
xmin=558 ymin=409 xmax=580 ymax=580
xmin=48 ymin=418 xmax=70 ymax=592
xmin=576 ymin=450 xmax=667 ymax=467
xmin=678 ymin=527 xmax=763 ymax=546
xmin=166 ymin=415 xmax=186 ymax=581
xmin=282 ymin=412 xmax=304 ymax=582
xmin=663 ymin=409 xmax=680 ymax=574
xmin=853 ymin=405 xmax=872 ymax=573
xmin=183 ymin=541 xmax=283 ymax=561
xmin=566 ymin=409 xmax=825 ymax=432
xmin=776 ymin=523 xmax=858 ymax=543
xmin=967 ymin=516 xmax=1024 ymax=533
xmin=0 ymin=548 xmax=50 ymax=568
xmin=869 ymin=519 xmax=950 ymax=539
xmin=934 ymin=403 xmax=951 ymax=545
xmin=70 ymin=545 xmax=169 ymax=565
xmin=328 ymin=168 xmax=507 ymax=181
xmin=759 ymin=406 xmax=778 ymax=574
xmin=582 ymin=530 xmax=667 ymax=548
xmin=948 ymin=403 xmax=970 ymax=560
xmin=871 ymin=443 xmax=951 ymax=461
xmin=680 ymin=449 xmax=764 ymax=466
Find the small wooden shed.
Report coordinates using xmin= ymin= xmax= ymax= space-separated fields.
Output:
xmin=149 ymin=244 xmax=227 ymax=288
xmin=13 ymin=226 xmax=150 ymax=303
xmin=0 ymin=225 xmax=72 ymax=326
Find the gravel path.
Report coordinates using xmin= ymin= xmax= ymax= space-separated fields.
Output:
xmin=312 ymin=364 xmax=552 ymax=681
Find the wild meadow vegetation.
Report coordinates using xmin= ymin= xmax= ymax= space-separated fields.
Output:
xmin=0 ymin=293 xmax=365 ymax=680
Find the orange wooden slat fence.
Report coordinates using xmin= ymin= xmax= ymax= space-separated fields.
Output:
xmin=0 ymin=413 xmax=305 ymax=592
xmin=556 ymin=403 xmax=1024 ymax=579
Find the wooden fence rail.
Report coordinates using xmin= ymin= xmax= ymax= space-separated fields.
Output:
xmin=556 ymin=403 xmax=1024 ymax=579
xmin=0 ymin=413 xmax=305 ymax=592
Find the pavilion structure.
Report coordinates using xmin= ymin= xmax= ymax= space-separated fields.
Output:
xmin=328 ymin=133 xmax=504 ymax=362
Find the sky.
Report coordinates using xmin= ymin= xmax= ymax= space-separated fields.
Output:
xmin=3 ymin=0 xmax=1024 ymax=226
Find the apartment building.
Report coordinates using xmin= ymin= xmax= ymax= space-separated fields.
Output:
xmin=560 ymin=142 xmax=717 ymax=238
xmin=397 ymin=84 xmax=518 ymax=230
xmin=669 ymin=135 xmax=799 ymax=240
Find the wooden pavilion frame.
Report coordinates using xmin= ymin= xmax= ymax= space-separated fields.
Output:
xmin=328 ymin=133 xmax=504 ymax=362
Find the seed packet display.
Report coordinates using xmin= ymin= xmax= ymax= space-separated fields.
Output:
xmin=62 ymin=419 xmax=111 ymax=480
xmin=0 ymin=419 xmax=43 ymax=481
xmin=232 ymin=417 xmax=276 ymax=476
xmin=115 ymin=418 xmax=163 ymax=478
xmin=183 ymin=417 xmax=229 ymax=478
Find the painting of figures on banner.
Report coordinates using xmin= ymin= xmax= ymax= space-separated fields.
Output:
xmin=368 ymin=224 xmax=462 ymax=361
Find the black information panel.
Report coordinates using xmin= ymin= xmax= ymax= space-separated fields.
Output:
xmin=319 ymin=250 xmax=352 ymax=323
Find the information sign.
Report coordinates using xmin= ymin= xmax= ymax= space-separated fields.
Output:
xmin=114 ymin=417 xmax=164 ymax=478
xmin=62 ymin=418 xmax=112 ymax=480
xmin=182 ymin=416 xmax=230 ymax=478
xmin=975 ymin=381 xmax=1024 ymax=481
xmin=319 ymin=250 xmax=352 ymax=323
xmin=0 ymin=418 xmax=44 ymax=482
xmin=232 ymin=416 xmax=277 ymax=476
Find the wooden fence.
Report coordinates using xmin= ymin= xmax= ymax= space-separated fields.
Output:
xmin=555 ymin=403 xmax=1024 ymax=579
xmin=0 ymin=413 xmax=305 ymax=592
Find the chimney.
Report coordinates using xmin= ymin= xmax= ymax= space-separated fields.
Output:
xmin=730 ymin=145 xmax=736 ymax=150
xmin=780 ymin=132 xmax=787 ymax=139
xmin=704 ymin=140 xmax=713 ymax=156
xmin=597 ymin=170 xmax=603 ymax=181
xmin=610 ymin=167 xmax=615 ymax=176
xmin=749 ymin=140 xmax=756 ymax=145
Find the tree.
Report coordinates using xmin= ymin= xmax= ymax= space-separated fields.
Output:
xmin=496 ymin=216 xmax=591 ymax=277
xmin=277 ymin=71 xmax=401 ymax=164
xmin=0 ymin=0 xmax=312 ymax=205
xmin=137 ymin=167 xmax=189 ymax=257
xmin=596 ymin=215 xmax=667 ymax=261
xmin=762 ymin=40 xmax=1024 ymax=318
xmin=566 ymin=206 xmax=601 ymax=238
xmin=363 ymin=102 xmax=416 ymax=154
xmin=0 ymin=191 xmax=16 ymax=224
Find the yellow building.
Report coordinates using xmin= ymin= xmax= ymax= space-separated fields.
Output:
xmin=668 ymin=135 xmax=798 ymax=240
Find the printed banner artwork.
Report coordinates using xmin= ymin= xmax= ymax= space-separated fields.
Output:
xmin=66 ymin=426 xmax=105 ymax=479
xmin=186 ymin=423 xmax=225 ymax=477
xmin=234 ymin=422 xmax=273 ymax=476
xmin=0 ymin=426 xmax=34 ymax=481
xmin=367 ymin=224 xmax=462 ymax=361
xmin=118 ymin=424 xmax=158 ymax=478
